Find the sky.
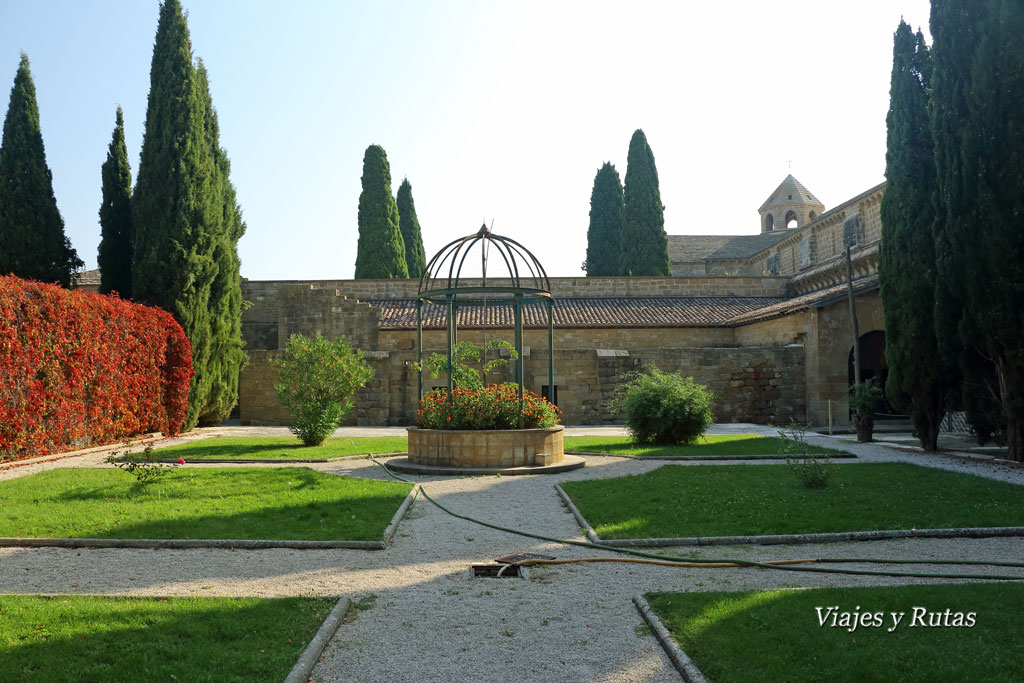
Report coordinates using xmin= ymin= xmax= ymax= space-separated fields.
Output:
xmin=0 ymin=0 xmax=933 ymax=281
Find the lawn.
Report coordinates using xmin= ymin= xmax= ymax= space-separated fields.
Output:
xmin=560 ymin=462 xmax=1024 ymax=539
xmin=646 ymin=583 xmax=1024 ymax=682
xmin=563 ymin=434 xmax=842 ymax=457
xmin=0 ymin=594 xmax=334 ymax=682
xmin=0 ymin=467 xmax=412 ymax=541
xmin=152 ymin=436 xmax=409 ymax=460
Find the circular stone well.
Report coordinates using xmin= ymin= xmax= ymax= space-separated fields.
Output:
xmin=387 ymin=426 xmax=584 ymax=475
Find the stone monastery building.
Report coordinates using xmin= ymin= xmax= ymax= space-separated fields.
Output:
xmin=237 ymin=175 xmax=887 ymax=430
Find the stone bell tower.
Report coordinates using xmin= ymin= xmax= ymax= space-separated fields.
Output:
xmin=758 ymin=174 xmax=825 ymax=234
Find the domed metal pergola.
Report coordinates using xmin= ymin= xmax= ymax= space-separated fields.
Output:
xmin=416 ymin=223 xmax=554 ymax=426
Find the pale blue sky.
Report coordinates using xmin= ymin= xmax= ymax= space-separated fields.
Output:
xmin=1 ymin=0 xmax=932 ymax=280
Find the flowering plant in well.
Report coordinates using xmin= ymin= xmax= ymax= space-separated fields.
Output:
xmin=416 ymin=383 xmax=560 ymax=430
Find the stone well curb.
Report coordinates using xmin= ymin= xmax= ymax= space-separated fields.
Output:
xmin=284 ymin=596 xmax=352 ymax=683
xmin=0 ymin=486 xmax=420 ymax=551
xmin=554 ymin=484 xmax=1024 ymax=548
xmin=633 ymin=594 xmax=708 ymax=683
xmin=565 ymin=451 xmax=855 ymax=461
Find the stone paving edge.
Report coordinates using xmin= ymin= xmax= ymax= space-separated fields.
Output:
xmin=633 ymin=594 xmax=708 ymax=683
xmin=284 ymin=596 xmax=352 ymax=683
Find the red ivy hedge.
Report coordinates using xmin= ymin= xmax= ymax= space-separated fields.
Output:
xmin=0 ymin=275 xmax=193 ymax=461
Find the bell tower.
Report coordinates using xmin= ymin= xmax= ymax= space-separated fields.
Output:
xmin=758 ymin=175 xmax=825 ymax=234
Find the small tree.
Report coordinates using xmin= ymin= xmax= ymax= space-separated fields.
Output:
xmin=584 ymin=162 xmax=624 ymax=277
xmin=0 ymin=53 xmax=82 ymax=287
xmin=354 ymin=145 xmax=408 ymax=279
xmin=613 ymin=365 xmax=713 ymax=444
xmin=272 ymin=333 xmax=374 ymax=446
xmin=622 ymin=129 xmax=670 ymax=276
xmin=396 ymin=177 xmax=427 ymax=279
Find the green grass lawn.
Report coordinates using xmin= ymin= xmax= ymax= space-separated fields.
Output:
xmin=0 ymin=594 xmax=334 ymax=682
xmin=646 ymin=583 xmax=1024 ymax=682
xmin=560 ymin=462 xmax=1024 ymax=539
xmin=153 ymin=436 xmax=409 ymax=460
xmin=563 ymin=434 xmax=842 ymax=457
xmin=0 ymin=467 xmax=412 ymax=541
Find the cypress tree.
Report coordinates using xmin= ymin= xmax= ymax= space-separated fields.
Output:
xmin=584 ymin=162 xmax=624 ymax=276
xmin=878 ymin=21 xmax=948 ymax=451
xmin=931 ymin=0 xmax=1024 ymax=460
xmin=195 ymin=61 xmax=247 ymax=426
xmin=622 ymin=129 xmax=670 ymax=276
xmin=396 ymin=177 xmax=426 ymax=279
xmin=97 ymin=106 xmax=134 ymax=297
xmin=132 ymin=0 xmax=219 ymax=431
xmin=354 ymin=145 xmax=408 ymax=279
xmin=0 ymin=53 xmax=82 ymax=287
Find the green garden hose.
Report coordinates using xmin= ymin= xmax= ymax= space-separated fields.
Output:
xmin=367 ymin=454 xmax=1024 ymax=581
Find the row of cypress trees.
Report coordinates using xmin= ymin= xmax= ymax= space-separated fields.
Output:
xmin=584 ymin=129 xmax=671 ymax=277
xmin=879 ymin=0 xmax=1024 ymax=461
xmin=101 ymin=0 xmax=246 ymax=430
xmin=354 ymin=144 xmax=426 ymax=279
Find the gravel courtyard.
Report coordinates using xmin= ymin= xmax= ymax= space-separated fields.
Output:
xmin=1 ymin=425 xmax=1021 ymax=682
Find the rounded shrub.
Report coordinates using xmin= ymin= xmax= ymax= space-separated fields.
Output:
xmin=613 ymin=366 xmax=713 ymax=444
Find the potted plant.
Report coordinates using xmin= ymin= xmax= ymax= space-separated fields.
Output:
xmin=849 ymin=381 xmax=882 ymax=442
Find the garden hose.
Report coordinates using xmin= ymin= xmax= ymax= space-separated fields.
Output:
xmin=366 ymin=454 xmax=1024 ymax=581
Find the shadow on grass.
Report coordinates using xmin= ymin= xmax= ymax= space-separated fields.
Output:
xmin=0 ymin=595 xmax=333 ymax=682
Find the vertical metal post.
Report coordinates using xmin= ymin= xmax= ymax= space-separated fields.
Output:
xmin=416 ymin=300 xmax=423 ymax=402
xmin=446 ymin=295 xmax=455 ymax=396
xmin=514 ymin=294 xmax=524 ymax=428
xmin=547 ymin=298 xmax=554 ymax=404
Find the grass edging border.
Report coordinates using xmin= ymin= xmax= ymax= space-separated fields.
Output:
xmin=0 ymin=486 xmax=420 ymax=551
xmin=149 ymin=451 xmax=409 ymax=464
xmin=633 ymin=594 xmax=708 ymax=683
xmin=284 ymin=596 xmax=351 ymax=683
xmin=565 ymin=451 xmax=855 ymax=461
xmin=0 ymin=433 xmax=164 ymax=471
xmin=553 ymin=484 xmax=1024 ymax=547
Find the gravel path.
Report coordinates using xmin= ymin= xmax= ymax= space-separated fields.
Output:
xmin=1 ymin=425 xmax=1022 ymax=682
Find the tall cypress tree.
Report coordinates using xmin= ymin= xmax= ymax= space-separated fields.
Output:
xmin=354 ymin=145 xmax=408 ymax=279
xmin=931 ymin=0 xmax=1024 ymax=459
xmin=396 ymin=177 xmax=426 ymax=279
xmin=195 ymin=61 xmax=247 ymax=425
xmin=879 ymin=21 xmax=948 ymax=451
xmin=0 ymin=53 xmax=82 ymax=287
xmin=622 ymin=129 xmax=670 ymax=276
xmin=584 ymin=162 xmax=624 ymax=276
xmin=97 ymin=106 xmax=134 ymax=297
xmin=132 ymin=0 xmax=219 ymax=431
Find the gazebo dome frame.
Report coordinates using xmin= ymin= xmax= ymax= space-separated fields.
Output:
xmin=416 ymin=223 xmax=555 ymax=426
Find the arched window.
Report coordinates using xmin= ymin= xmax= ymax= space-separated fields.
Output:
xmin=808 ymin=210 xmax=817 ymax=221
xmin=785 ymin=210 xmax=798 ymax=228
xmin=765 ymin=213 xmax=774 ymax=231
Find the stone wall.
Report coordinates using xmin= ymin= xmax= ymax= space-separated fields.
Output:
xmin=240 ymin=343 xmax=805 ymax=427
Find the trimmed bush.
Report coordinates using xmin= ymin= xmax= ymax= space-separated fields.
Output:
xmin=417 ymin=383 xmax=561 ymax=430
xmin=0 ymin=275 xmax=193 ymax=461
xmin=272 ymin=333 xmax=374 ymax=446
xmin=613 ymin=366 xmax=713 ymax=444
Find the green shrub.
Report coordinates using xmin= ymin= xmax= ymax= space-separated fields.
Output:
xmin=416 ymin=339 xmax=516 ymax=390
xmin=272 ymin=333 xmax=374 ymax=446
xmin=417 ymin=383 xmax=560 ymax=430
xmin=613 ymin=366 xmax=713 ymax=444
xmin=778 ymin=420 xmax=835 ymax=489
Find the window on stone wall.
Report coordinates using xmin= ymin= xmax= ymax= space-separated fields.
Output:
xmin=765 ymin=213 xmax=774 ymax=231
xmin=766 ymin=254 xmax=778 ymax=275
xmin=785 ymin=210 xmax=798 ymax=228
xmin=800 ymin=238 xmax=811 ymax=268
xmin=843 ymin=215 xmax=863 ymax=249
xmin=809 ymin=210 xmax=817 ymax=221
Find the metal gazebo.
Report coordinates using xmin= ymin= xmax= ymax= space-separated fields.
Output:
xmin=416 ymin=223 xmax=554 ymax=427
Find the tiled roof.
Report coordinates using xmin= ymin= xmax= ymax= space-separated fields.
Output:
xmin=668 ymin=232 xmax=794 ymax=262
xmin=724 ymin=274 xmax=879 ymax=326
xmin=373 ymin=296 xmax=789 ymax=330
xmin=73 ymin=268 xmax=101 ymax=286
xmin=758 ymin=174 xmax=822 ymax=211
